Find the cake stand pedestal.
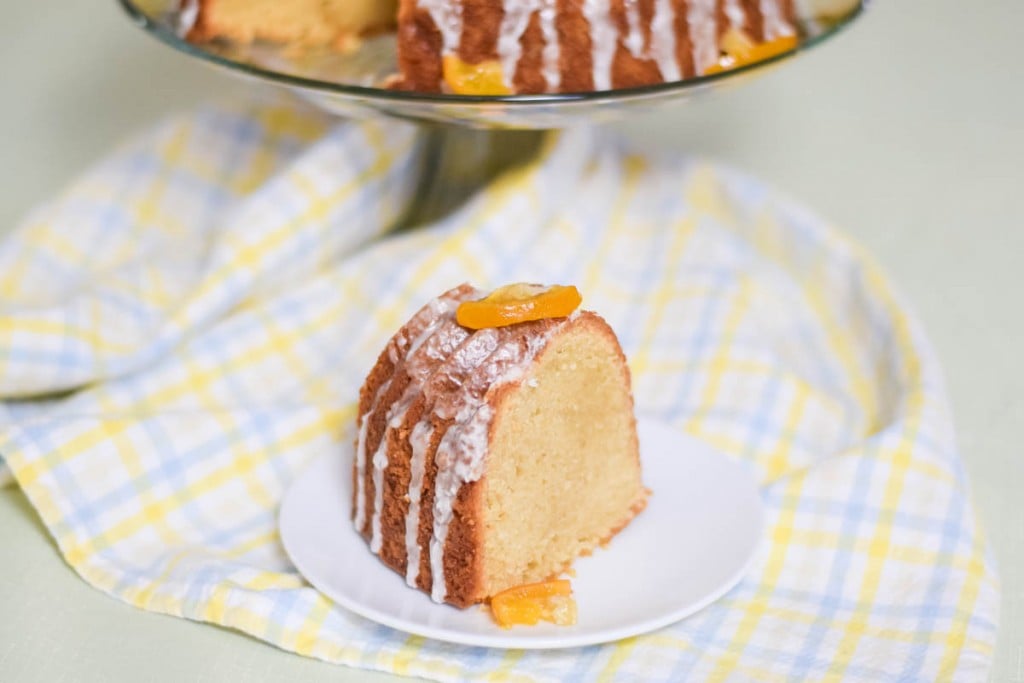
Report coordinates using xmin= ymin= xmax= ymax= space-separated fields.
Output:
xmin=393 ymin=126 xmax=549 ymax=232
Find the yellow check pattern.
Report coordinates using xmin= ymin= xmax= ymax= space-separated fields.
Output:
xmin=0 ymin=99 xmax=998 ymax=681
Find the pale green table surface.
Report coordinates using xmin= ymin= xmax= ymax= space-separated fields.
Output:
xmin=2 ymin=1 xmax=1021 ymax=681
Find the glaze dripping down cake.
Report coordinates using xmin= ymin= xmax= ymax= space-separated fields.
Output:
xmin=396 ymin=0 xmax=798 ymax=93
xmin=353 ymin=284 xmax=647 ymax=607
xmin=182 ymin=0 xmax=800 ymax=94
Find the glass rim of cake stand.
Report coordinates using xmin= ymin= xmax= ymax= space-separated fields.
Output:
xmin=118 ymin=0 xmax=865 ymax=107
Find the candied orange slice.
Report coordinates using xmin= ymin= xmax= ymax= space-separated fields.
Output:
xmin=720 ymin=27 xmax=759 ymax=61
xmin=442 ymin=55 xmax=512 ymax=96
xmin=456 ymin=284 xmax=582 ymax=329
xmin=705 ymin=30 xmax=799 ymax=75
xmin=490 ymin=579 xmax=577 ymax=628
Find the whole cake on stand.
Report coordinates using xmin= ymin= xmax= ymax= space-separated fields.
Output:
xmin=181 ymin=0 xmax=799 ymax=94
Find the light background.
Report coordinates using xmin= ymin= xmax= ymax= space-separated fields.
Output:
xmin=1 ymin=1 xmax=1020 ymax=680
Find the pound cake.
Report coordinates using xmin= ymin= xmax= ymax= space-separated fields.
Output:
xmin=181 ymin=0 xmax=799 ymax=94
xmin=353 ymin=283 xmax=647 ymax=607
xmin=180 ymin=0 xmax=397 ymax=49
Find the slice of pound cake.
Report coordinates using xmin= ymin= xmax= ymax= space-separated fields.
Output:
xmin=353 ymin=283 xmax=648 ymax=608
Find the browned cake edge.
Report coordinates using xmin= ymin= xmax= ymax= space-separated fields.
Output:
xmin=353 ymin=285 xmax=475 ymax=534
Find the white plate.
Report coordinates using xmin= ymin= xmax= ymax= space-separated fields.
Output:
xmin=279 ymin=418 xmax=763 ymax=649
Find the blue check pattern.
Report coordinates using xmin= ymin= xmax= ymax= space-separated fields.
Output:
xmin=0 ymin=98 xmax=998 ymax=681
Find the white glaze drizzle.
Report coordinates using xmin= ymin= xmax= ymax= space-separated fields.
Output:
xmin=419 ymin=0 xmax=464 ymax=55
xmin=427 ymin=325 xmax=564 ymax=603
xmin=177 ymin=0 xmax=199 ymax=36
xmin=356 ymin=289 xmax=471 ymax=543
xmin=404 ymin=420 xmax=434 ymax=586
xmin=497 ymin=0 xmax=563 ymax=93
xmin=429 ymin=402 xmax=494 ymax=602
xmin=368 ymin=431 xmax=390 ymax=552
xmin=723 ymin=0 xmax=746 ymax=29
xmin=649 ymin=0 xmax=681 ymax=82
xmin=378 ymin=315 xmax=471 ymax=559
xmin=623 ymin=0 xmax=646 ymax=58
xmin=760 ymin=0 xmax=795 ymax=39
xmin=417 ymin=327 xmax=500 ymax=600
xmin=687 ymin=0 xmax=719 ymax=74
xmin=367 ymin=297 xmax=465 ymax=553
xmin=353 ymin=411 xmax=371 ymax=529
xmin=582 ymin=0 xmax=618 ymax=91
xmin=354 ymin=378 xmax=391 ymax=531
xmin=538 ymin=0 xmax=562 ymax=92
xmin=407 ymin=299 xmax=451 ymax=356
xmin=498 ymin=0 xmax=539 ymax=92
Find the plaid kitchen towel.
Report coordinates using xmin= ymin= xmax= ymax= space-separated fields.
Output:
xmin=0 ymin=98 xmax=998 ymax=681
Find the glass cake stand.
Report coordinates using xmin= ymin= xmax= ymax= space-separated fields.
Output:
xmin=120 ymin=0 xmax=864 ymax=129
xmin=118 ymin=0 xmax=865 ymax=225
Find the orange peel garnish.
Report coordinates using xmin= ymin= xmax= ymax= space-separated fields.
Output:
xmin=705 ymin=31 xmax=798 ymax=75
xmin=456 ymin=284 xmax=582 ymax=329
xmin=442 ymin=55 xmax=512 ymax=95
xmin=490 ymin=579 xmax=577 ymax=628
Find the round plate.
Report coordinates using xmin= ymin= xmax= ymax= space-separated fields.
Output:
xmin=118 ymin=0 xmax=864 ymax=128
xmin=279 ymin=418 xmax=764 ymax=649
